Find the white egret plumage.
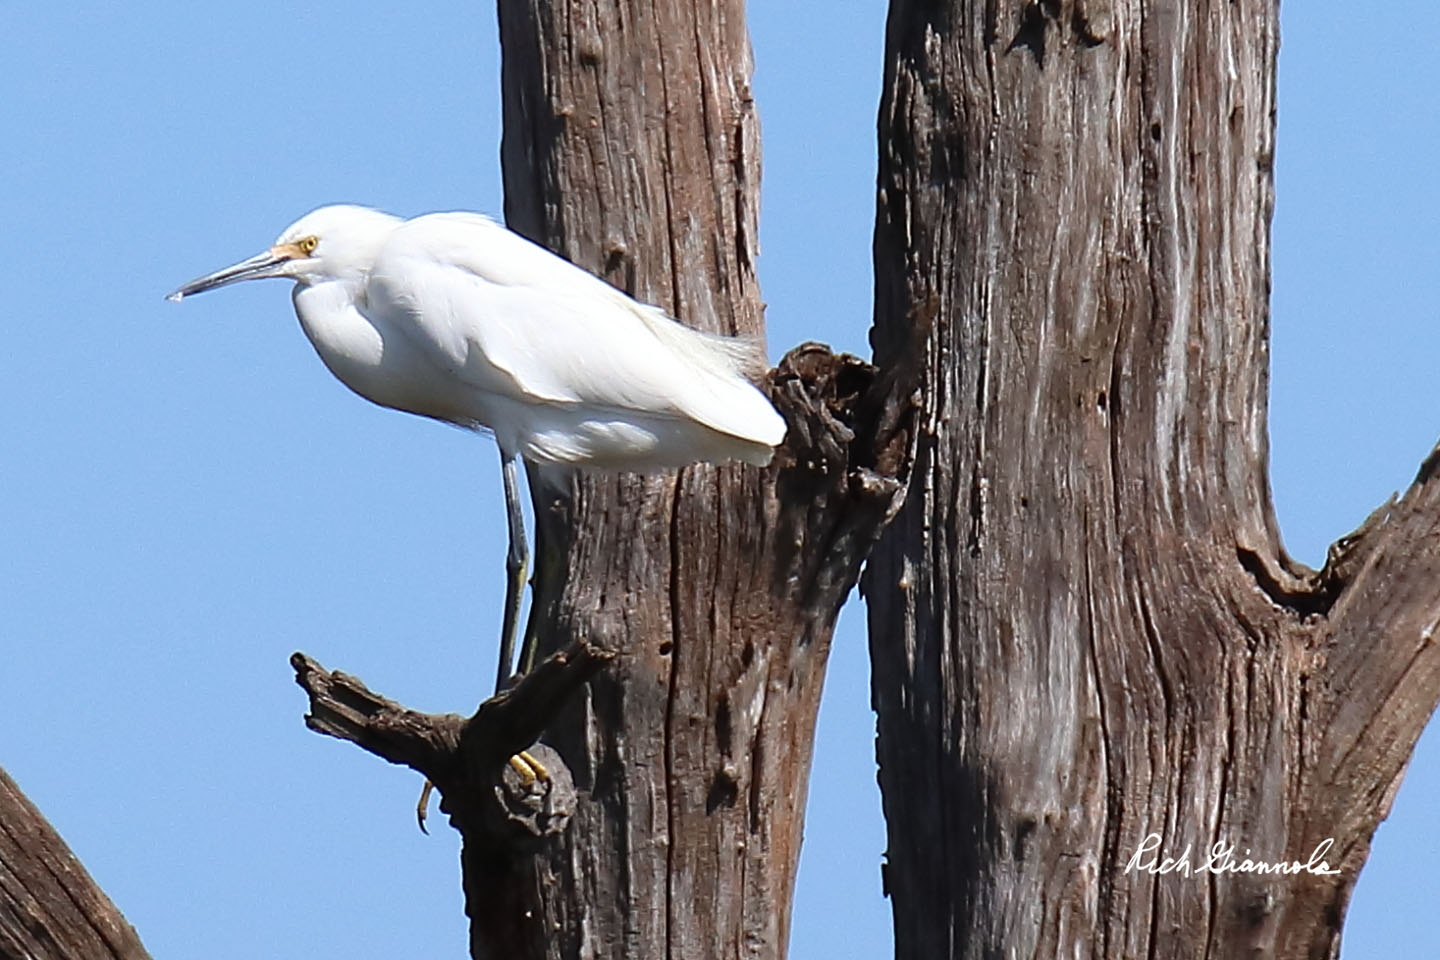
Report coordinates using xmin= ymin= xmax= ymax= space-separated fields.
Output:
xmin=168 ymin=205 xmax=786 ymax=701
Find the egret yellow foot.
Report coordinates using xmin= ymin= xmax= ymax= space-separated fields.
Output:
xmin=414 ymin=750 xmax=549 ymax=833
xmin=508 ymin=749 xmax=549 ymax=785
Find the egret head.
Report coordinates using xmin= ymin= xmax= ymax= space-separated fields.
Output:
xmin=167 ymin=205 xmax=401 ymax=301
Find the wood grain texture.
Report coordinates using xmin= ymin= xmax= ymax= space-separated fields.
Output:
xmin=863 ymin=1 xmax=1440 ymax=958
xmin=0 ymin=768 xmax=151 ymax=960
xmin=487 ymin=3 xmax=911 ymax=959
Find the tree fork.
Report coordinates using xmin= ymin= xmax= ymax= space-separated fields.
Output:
xmin=864 ymin=1 xmax=1440 ymax=958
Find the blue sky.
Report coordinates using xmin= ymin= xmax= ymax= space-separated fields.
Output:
xmin=0 ymin=3 xmax=1435 ymax=958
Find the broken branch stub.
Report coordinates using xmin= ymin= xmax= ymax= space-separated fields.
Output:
xmin=290 ymin=639 xmax=611 ymax=840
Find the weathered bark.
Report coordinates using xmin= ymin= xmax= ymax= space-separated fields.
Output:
xmin=864 ymin=2 xmax=1440 ymax=958
xmin=0 ymin=768 xmax=151 ymax=960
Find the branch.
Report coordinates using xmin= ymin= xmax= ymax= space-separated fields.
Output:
xmin=1314 ymin=442 xmax=1440 ymax=690
xmin=0 ymin=767 xmax=151 ymax=960
xmin=291 ymin=654 xmax=464 ymax=775
xmin=1296 ymin=440 xmax=1440 ymax=843
xmin=291 ymin=638 xmax=612 ymax=835
xmin=767 ymin=343 xmax=917 ymax=620
xmin=463 ymin=637 xmax=615 ymax=763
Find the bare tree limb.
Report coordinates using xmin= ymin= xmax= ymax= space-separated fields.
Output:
xmin=291 ymin=639 xmax=612 ymax=838
xmin=291 ymin=654 xmax=464 ymax=773
xmin=292 ymin=640 xmax=611 ymax=776
xmin=1290 ymin=446 xmax=1440 ymax=891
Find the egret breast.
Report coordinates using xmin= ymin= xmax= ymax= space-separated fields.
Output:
xmin=292 ymin=281 xmax=479 ymax=426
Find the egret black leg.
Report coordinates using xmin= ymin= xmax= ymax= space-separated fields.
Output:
xmin=420 ymin=450 xmax=539 ymax=831
xmin=498 ymin=455 xmax=547 ymax=785
xmin=495 ymin=449 xmax=530 ymax=694
xmin=516 ymin=460 xmax=566 ymax=677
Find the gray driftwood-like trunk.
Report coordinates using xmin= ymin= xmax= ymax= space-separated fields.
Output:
xmin=863 ymin=1 xmax=1440 ymax=958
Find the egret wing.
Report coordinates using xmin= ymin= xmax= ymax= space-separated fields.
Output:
xmin=366 ymin=213 xmax=784 ymax=447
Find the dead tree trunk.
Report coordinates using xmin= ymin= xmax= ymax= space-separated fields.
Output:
xmin=478 ymin=2 xmax=906 ymax=957
xmin=0 ymin=768 xmax=151 ymax=960
xmin=864 ymin=1 xmax=1440 ymax=958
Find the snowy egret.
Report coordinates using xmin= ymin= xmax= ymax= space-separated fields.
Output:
xmin=168 ymin=205 xmax=786 ymax=700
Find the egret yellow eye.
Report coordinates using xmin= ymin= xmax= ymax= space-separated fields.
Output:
xmin=298 ymin=235 xmax=319 ymax=255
